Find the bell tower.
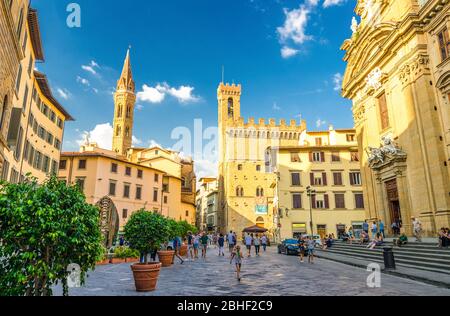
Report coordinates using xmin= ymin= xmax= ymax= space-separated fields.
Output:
xmin=113 ymin=48 xmax=136 ymax=155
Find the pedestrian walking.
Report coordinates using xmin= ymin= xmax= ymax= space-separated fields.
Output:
xmin=307 ymin=236 xmax=315 ymax=264
xmin=363 ymin=220 xmax=369 ymax=234
xmin=230 ymin=245 xmax=243 ymax=282
xmin=193 ymin=233 xmax=200 ymax=259
xmin=186 ymin=231 xmax=194 ymax=261
xmin=201 ymin=232 xmax=209 ymax=259
xmin=218 ymin=234 xmax=225 ymax=256
xmin=348 ymin=227 xmax=355 ymax=244
xmin=261 ymin=234 xmax=268 ymax=252
xmin=379 ymin=220 xmax=385 ymax=238
xmin=244 ymin=233 xmax=253 ymax=257
xmin=228 ymin=231 xmax=235 ymax=253
xmin=173 ymin=236 xmax=184 ymax=264
xmin=371 ymin=221 xmax=378 ymax=239
xmin=297 ymin=235 xmax=305 ymax=263
xmin=412 ymin=217 xmax=423 ymax=242
xmin=391 ymin=221 xmax=400 ymax=236
xmin=253 ymin=234 xmax=261 ymax=256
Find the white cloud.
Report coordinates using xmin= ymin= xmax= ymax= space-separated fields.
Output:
xmin=323 ymin=0 xmax=346 ymax=8
xmin=56 ymin=88 xmax=71 ymax=100
xmin=194 ymin=158 xmax=218 ymax=181
xmin=277 ymin=5 xmax=313 ymax=46
xmin=132 ymin=136 xmax=143 ymax=146
xmin=77 ymin=123 xmax=113 ymax=150
xmin=333 ymin=73 xmax=343 ymax=91
xmin=272 ymin=102 xmax=281 ymax=111
xmin=92 ymin=88 xmax=99 ymax=94
xmin=90 ymin=60 xmax=100 ymax=68
xmin=81 ymin=65 xmax=97 ymax=75
xmin=137 ymin=84 xmax=166 ymax=104
xmin=135 ymin=104 xmax=144 ymax=111
xmin=77 ymin=76 xmax=90 ymax=86
xmin=148 ymin=139 xmax=162 ymax=148
xmin=281 ymin=46 xmax=299 ymax=59
xmin=137 ymin=82 xmax=200 ymax=105
xmin=316 ymin=118 xmax=327 ymax=128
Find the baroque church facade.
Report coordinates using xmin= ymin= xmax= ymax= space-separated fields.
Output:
xmin=342 ymin=0 xmax=450 ymax=236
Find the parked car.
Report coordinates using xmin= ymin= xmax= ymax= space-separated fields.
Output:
xmin=302 ymin=235 xmax=323 ymax=247
xmin=277 ymin=239 xmax=300 ymax=255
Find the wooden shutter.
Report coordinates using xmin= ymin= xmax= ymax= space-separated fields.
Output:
xmin=320 ymin=152 xmax=325 ymax=162
xmin=312 ymin=194 xmax=316 ymax=209
xmin=378 ymin=93 xmax=390 ymax=130
xmin=350 ymin=173 xmax=355 ymax=186
xmin=309 ymin=152 xmax=313 ymax=162
xmin=324 ymin=194 xmax=329 ymax=209
xmin=322 ymin=173 xmax=327 ymax=186
xmin=310 ymin=173 xmax=314 ymax=185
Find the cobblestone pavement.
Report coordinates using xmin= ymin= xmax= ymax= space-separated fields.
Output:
xmin=54 ymin=246 xmax=450 ymax=296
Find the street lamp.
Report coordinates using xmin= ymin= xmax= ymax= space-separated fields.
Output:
xmin=306 ymin=186 xmax=316 ymax=236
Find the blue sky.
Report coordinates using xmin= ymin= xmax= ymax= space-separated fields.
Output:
xmin=31 ymin=0 xmax=356 ymax=177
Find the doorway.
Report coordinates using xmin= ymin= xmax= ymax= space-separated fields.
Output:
xmin=385 ymin=179 xmax=402 ymax=233
xmin=317 ymin=225 xmax=327 ymax=239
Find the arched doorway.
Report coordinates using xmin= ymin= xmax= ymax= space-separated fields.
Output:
xmin=256 ymin=216 xmax=265 ymax=228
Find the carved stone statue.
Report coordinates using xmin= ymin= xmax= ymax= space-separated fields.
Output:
xmin=367 ymin=146 xmax=384 ymax=166
xmin=367 ymin=136 xmax=406 ymax=169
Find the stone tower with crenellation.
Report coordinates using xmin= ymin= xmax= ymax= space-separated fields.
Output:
xmin=112 ymin=49 xmax=136 ymax=156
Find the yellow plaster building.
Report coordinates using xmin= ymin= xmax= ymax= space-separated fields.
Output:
xmin=341 ymin=0 xmax=450 ymax=236
xmin=1 ymin=5 xmax=73 ymax=183
xmin=268 ymin=127 xmax=367 ymax=240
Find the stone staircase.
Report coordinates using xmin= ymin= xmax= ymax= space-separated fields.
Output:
xmin=316 ymin=241 xmax=450 ymax=275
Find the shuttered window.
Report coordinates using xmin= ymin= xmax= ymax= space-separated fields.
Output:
xmin=438 ymin=27 xmax=450 ymax=61
xmin=378 ymin=93 xmax=390 ymax=130
xmin=292 ymin=194 xmax=302 ymax=209
xmin=335 ymin=193 xmax=346 ymax=209
xmin=333 ymin=172 xmax=343 ymax=186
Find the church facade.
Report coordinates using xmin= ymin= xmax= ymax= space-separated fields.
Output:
xmin=341 ymin=0 xmax=450 ymax=236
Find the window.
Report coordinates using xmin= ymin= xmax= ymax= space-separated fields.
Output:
xmin=49 ymin=110 xmax=56 ymax=123
xmin=109 ymin=181 xmax=116 ymax=196
xmin=37 ymin=125 xmax=45 ymax=139
xmin=0 ymin=95 xmax=8 ymax=130
xmin=125 ymin=166 xmax=131 ymax=176
xmin=27 ymin=56 xmax=33 ymax=76
xmin=23 ymin=140 xmax=29 ymax=162
xmin=350 ymin=172 xmax=362 ymax=186
xmin=137 ymin=169 xmax=143 ymax=179
xmin=14 ymin=126 xmax=23 ymax=161
xmin=291 ymin=172 xmax=301 ymax=186
xmin=51 ymin=160 xmax=58 ymax=175
xmin=42 ymin=104 xmax=49 ymax=116
xmin=228 ymin=98 xmax=234 ymax=118
xmin=154 ymin=173 xmax=159 ymax=182
xmin=351 ymin=151 xmax=360 ymax=162
xmin=256 ymin=165 xmax=261 ymax=172
xmin=315 ymin=138 xmax=322 ymax=146
xmin=111 ymin=163 xmax=118 ymax=173
xmin=310 ymin=152 xmax=325 ymax=163
xmin=136 ymin=186 xmax=142 ymax=200
xmin=42 ymin=155 xmax=50 ymax=173
xmin=291 ymin=152 xmax=301 ymax=163
xmin=59 ymin=160 xmax=67 ymax=170
xmin=17 ymin=7 xmax=24 ymax=38
xmin=164 ymin=196 xmax=168 ymax=204
xmin=438 ymin=27 xmax=450 ymax=61
xmin=15 ymin=64 xmax=22 ymax=93
xmin=22 ymin=84 xmax=28 ymax=113
xmin=75 ymin=178 xmax=85 ymax=191
xmin=346 ymin=134 xmax=355 ymax=142
xmin=153 ymin=189 xmax=159 ymax=202
xmin=1 ymin=160 xmax=10 ymax=180
xmin=185 ymin=210 xmax=189 ymax=217
xmin=378 ymin=93 xmax=390 ymax=130
xmin=46 ymin=132 xmax=54 ymax=145
xmin=10 ymin=168 xmax=19 ymax=183
xmin=333 ymin=172 xmax=343 ymax=186
xmin=335 ymin=193 xmax=346 ymax=209
xmin=292 ymin=193 xmax=302 ymax=209
xmin=33 ymin=151 xmax=42 ymax=170
xmin=310 ymin=172 xmax=327 ymax=186
xmin=122 ymin=209 xmax=128 ymax=219
xmin=236 ymin=186 xmax=244 ymax=197
xmin=123 ymin=184 xmax=130 ymax=198
xmin=78 ymin=159 xmax=87 ymax=170
xmin=237 ymin=164 xmax=243 ymax=171
xmin=312 ymin=194 xmax=329 ymax=209
xmin=331 ymin=152 xmax=340 ymax=162
xmin=355 ymin=193 xmax=365 ymax=209
xmin=256 ymin=186 xmax=264 ymax=197
xmin=54 ymin=139 xmax=61 ymax=151
xmin=22 ymin=28 xmax=28 ymax=52
xmin=57 ymin=117 xmax=63 ymax=129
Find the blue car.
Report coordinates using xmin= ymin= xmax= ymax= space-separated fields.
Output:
xmin=277 ymin=239 xmax=300 ymax=256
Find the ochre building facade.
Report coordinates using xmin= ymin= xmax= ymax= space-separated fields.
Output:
xmin=341 ymin=0 xmax=450 ymax=236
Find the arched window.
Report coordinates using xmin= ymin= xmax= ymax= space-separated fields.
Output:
xmin=125 ymin=127 xmax=130 ymax=137
xmin=126 ymin=106 xmax=131 ymax=118
xmin=117 ymin=104 xmax=123 ymax=118
xmin=236 ymin=186 xmax=244 ymax=197
xmin=256 ymin=186 xmax=264 ymax=197
xmin=256 ymin=217 xmax=265 ymax=228
xmin=116 ymin=126 xmax=121 ymax=136
xmin=0 ymin=95 xmax=7 ymax=130
xmin=227 ymin=98 xmax=234 ymax=118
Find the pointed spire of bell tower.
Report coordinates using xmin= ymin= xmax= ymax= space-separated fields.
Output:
xmin=117 ymin=46 xmax=135 ymax=92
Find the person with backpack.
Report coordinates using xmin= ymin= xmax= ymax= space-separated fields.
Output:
xmin=218 ymin=234 xmax=225 ymax=256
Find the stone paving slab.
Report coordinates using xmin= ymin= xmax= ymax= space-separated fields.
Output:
xmin=53 ymin=247 xmax=450 ymax=296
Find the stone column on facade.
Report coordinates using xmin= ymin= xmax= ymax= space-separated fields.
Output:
xmin=395 ymin=168 xmax=413 ymax=236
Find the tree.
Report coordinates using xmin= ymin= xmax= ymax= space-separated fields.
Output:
xmin=0 ymin=176 xmax=103 ymax=296
xmin=167 ymin=218 xmax=182 ymax=240
xmin=124 ymin=210 xmax=170 ymax=264
xmin=178 ymin=220 xmax=198 ymax=237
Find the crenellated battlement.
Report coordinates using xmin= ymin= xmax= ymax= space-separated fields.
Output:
xmin=218 ymin=82 xmax=242 ymax=96
xmin=226 ymin=116 xmax=307 ymax=131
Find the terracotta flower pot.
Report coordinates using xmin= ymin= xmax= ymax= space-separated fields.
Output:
xmin=179 ymin=245 xmax=188 ymax=257
xmin=157 ymin=250 xmax=175 ymax=267
xmin=111 ymin=258 xmax=127 ymax=264
xmin=131 ymin=262 xmax=162 ymax=292
xmin=96 ymin=259 xmax=110 ymax=266
xmin=126 ymin=257 xmax=140 ymax=263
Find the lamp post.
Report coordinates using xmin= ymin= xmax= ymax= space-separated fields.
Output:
xmin=306 ymin=186 xmax=316 ymax=236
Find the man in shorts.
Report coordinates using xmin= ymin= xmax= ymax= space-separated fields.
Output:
xmin=186 ymin=231 xmax=193 ymax=261
xmin=200 ymin=232 xmax=209 ymax=259
xmin=307 ymin=236 xmax=315 ymax=264
xmin=228 ymin=231 xmax=235 ymax=253
xmin=244 ymin=233 xmax=253 ymax=257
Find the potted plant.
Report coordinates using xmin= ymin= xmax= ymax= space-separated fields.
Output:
xmin=96 ymin=246 xmax=111 ymax=265
xmin=124 ymin=210 xmax=170 ymax=292
xmin=158 ymin=219 xmax=179 ymax=267
xmin=112 ymin=246 xmax=128 ymax=264
xmin=178 ymin=220 xmax=191 ymax=256
xmin=125 ymin=248 xmax=141 ymax=263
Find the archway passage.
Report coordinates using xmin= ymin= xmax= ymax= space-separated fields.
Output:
xmin=256 ymin=216 xmax=265 ymax=228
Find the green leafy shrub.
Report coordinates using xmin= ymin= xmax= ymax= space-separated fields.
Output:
xmin=124 ymin=210 xmax=170 ymax=264
xmin=0 ymin=176 xmax=103 ymax=296
xmin=114 ymin=246 xmax=140 ymax=259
